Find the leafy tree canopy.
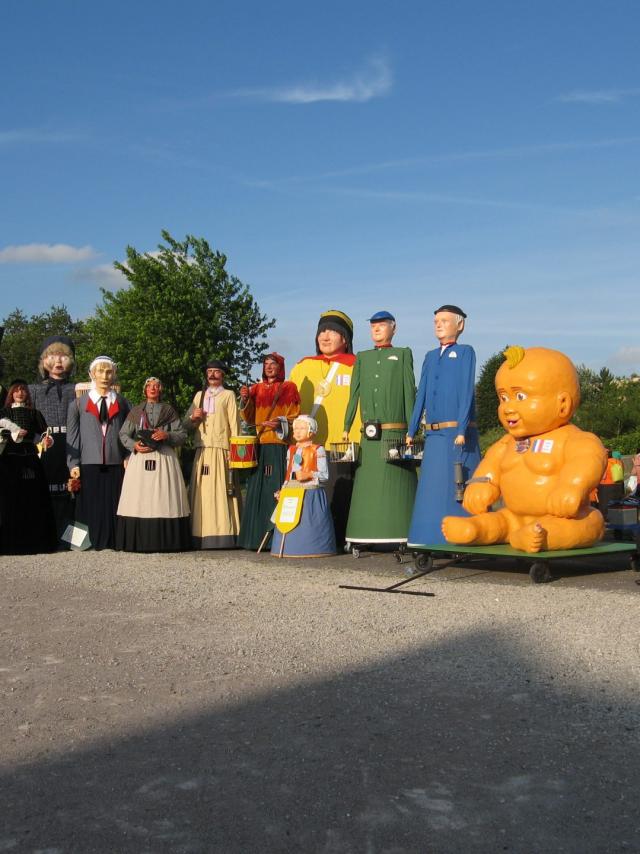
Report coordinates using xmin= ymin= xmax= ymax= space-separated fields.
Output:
xmin=80 ymin=231 xmax=275 ymax=412
xmin=0 ymin=305 xmax=88 ymax=385
xmin=475 ymin=346 xmax=510 ymax=434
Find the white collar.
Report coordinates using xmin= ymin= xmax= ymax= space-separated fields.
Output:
xmin=89 ymin=389 xmax=116 ymax=405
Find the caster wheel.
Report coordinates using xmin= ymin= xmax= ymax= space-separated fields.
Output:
xmin=393 ymin=551 xmax=403 ymax=564
xmin=343 ymin=543 xmax=351 ymax=554
xmin=352 ymin=547 xmax=361 ymax=559
xmin=630 ymin=556 xmax=639 ymax=572
xmin=415 ymin=553 xmax=434 ymax=572
xmin=529 ymin=562 xmax=552 ymax=584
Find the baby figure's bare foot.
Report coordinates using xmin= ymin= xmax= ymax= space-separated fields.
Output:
xmin=442 ymin=516 xmax=479 ymax=545
xmin=510 ymin=522 xmax=547 ymax=553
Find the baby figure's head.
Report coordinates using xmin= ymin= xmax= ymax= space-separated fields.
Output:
xmin=495 ymin=346 xmax=580 ymax=439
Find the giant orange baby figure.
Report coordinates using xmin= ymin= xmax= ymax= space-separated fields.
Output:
xmin=442 ymin=346 xmax=607 ymax=553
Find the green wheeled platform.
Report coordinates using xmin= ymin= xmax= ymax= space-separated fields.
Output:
xmin=339 ymin=541 xmax=638 ymax=595
xmin=409 ymin=541 xmax=639 ymax=584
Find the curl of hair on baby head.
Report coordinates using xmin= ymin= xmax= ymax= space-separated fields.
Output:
xmin=293 ymin=414 xmax=318 ymax=437
xmin=503 ymin=346 xmax=526 ymax=369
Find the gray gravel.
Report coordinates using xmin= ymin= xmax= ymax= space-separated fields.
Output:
xmin=1 ymin=549 xmax=639 ymax=853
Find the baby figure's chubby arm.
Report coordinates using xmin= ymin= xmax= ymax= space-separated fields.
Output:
xmin=546 ymin=430 xmax=608 ymax=518
xmin=462 ymin=435 xmax=508 ymax=515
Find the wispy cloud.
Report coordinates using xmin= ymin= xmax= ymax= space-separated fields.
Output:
xmin=556 ymin=88 xmax=640 ymax=104
xmin=245 ymin=136 xmax=640 ymax=186
xmin=608 ymin=346 xmax=640 ymax=368
xmin=0 ymin=129 xmax=82 ymax=146
xmin=232 ymin=55 xmax=392 ymax=104
xmin=0 ymin=243 xmax=97 ymax=264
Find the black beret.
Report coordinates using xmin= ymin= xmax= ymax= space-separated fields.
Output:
xmin=434 ymin=305 xmax=467 ymax=318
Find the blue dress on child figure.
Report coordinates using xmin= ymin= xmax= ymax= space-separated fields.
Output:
xmin=407 ymin=342 xmax=481 ymax=546
xmin=271 ymin=444 xmax=337 ymax=558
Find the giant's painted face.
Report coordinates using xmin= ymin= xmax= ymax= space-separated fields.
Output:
xmin=42 ymin=346 xmax=73 ymax=379
xmin=434 ymin=312 xmax=462 ymax=344
xmin=292 ymin=418 xmax=313 ymax=442
xmin=317 ymin=328 xmax=346 ymax=357
xmin=495 ymin=348 xmax=578 ymax=439
xmin=145 ymin=380 xmax=162 ymax=402
xmin=91 ymin=361 xmax=115 ymax=393
xmin=369 ymin=321 xmax=394 ymax=347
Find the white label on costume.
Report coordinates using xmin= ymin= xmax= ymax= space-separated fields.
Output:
xmin=280 ymin=495 xmax=300 ymax=523
xmin=448 ymin=351 xmax=457 ymax=358
xmin=387 ymin=355 xmax=398 ymax=361
xmin=335 ymin=374 xmax=350 ymax=386
xmin=532 ymin=439 xmax=554 ymax=453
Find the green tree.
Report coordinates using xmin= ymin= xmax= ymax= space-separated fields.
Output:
xmin=0 ymin=305 xmax=88 ymax=385
xmin=574 ymin=368 xmax=640 ymax=440
xmin=81 ymin=231 xmax=275 ymax=412
xmin=475 ymin=347 xmax=509 ymax=434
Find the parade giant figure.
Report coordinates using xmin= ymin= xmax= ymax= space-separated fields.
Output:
xmin=442 ymin=346 xmax=607 ymax=552
xmin=67 ymin=356 xmax=130 ymax=550
xmin=342 ymin=311 xmax=416 ymax=549
xmin=238 ymin=353 xmax=300 ymax=550
xmin=289 ymin=309 xmax=360 ymax=545
xmin=186 ymin=360 xmax=241 ymax=549
xmin=0 ymin=380 xmax=57 ymax=554
xmin=29 ymin=335 xmax=78 ymax=540
xmin=406 ymin=305 xmax=481 ymax=546
xmin=270 ymin=414 xmax=337 ymax=558
xmin=116 ymin=377 xmax=191 ymax=552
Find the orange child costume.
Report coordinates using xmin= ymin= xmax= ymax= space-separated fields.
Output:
xmin=442 ymin=346 xmax=607 ymax=553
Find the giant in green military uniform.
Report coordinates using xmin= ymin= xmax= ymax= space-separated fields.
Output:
xmin=343 ymin=343 xmax=417 ymax=545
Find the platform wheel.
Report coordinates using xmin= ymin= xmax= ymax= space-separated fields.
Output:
xmin=630 ymin=555 xmax=639 ymax=573
xmin=415 ymin=553 xmax=434 ymax=573
xmin=352 ymin=547 xmax=361 ymax=559
xmin=529 ymin=561 xmax=552 ymax=584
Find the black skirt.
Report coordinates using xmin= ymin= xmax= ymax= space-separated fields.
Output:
xmin=0 ymin=448 xmax=58 ymax=554
xmin=74 ymin=464 xmax=125 ymax=550
xmin=115 ymin=516 xmax=192 ymax=553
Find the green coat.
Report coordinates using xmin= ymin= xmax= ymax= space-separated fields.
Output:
xmin=344 ymin=346 xmax=416 ymax=431
xmin=344 ymin=346 xmax=417 ymax=544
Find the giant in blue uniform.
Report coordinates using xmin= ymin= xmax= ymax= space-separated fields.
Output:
xmin=407 ymin=341 xmax=481 ymax=546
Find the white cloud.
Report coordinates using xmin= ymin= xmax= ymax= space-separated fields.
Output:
xmin=556 ymin=88 xmax=640 ymax=104
xmin=234 ymin=55 xmax=392 ymax=104
xmin=0 ymin=243 xmax=97 ymax=264
xmin=78 ymin=263 xmax=129 ymax=291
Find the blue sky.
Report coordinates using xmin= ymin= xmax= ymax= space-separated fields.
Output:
xmin=1 ymin=0 xmax=639 ymax=379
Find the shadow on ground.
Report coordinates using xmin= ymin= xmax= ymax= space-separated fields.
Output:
xmin=1 ymin=628 xmax=637 ymax=853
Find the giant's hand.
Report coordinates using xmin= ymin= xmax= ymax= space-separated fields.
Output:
xmin=546 ymin=484 xmax=584 ymax=518
xmin=463 ymin=482 xmax=500 ymax=515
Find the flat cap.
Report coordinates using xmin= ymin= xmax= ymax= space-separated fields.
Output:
xmin=367 ymin=310 xmax=396 ymax=323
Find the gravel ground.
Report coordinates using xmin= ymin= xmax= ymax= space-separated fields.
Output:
xmin=1 ymin=548 xmax=639 ymax=853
